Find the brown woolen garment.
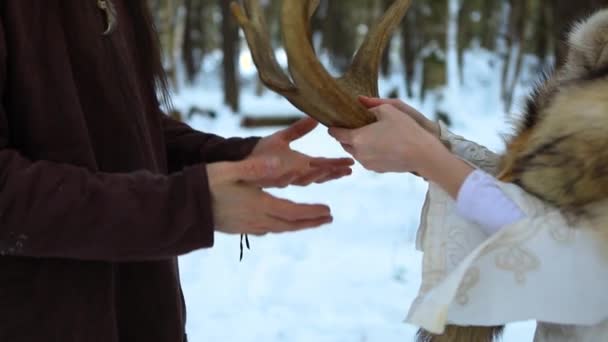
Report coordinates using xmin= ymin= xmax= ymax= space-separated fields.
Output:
xmin=0 ymin=1 xmax=258 ymax=341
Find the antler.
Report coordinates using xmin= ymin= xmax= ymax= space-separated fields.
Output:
xmin=232 ymin=0 xmax=412 ymax=128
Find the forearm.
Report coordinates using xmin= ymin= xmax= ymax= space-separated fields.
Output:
xmin=0 ymin=149 xmax=215 ymax=261
xmin=161 ymin=114 xmax=260 ymax=171
xmin=420 ymin=144 xmax=525 ymax=234
xmin=420 ymin=145 xmax=475 ymax=199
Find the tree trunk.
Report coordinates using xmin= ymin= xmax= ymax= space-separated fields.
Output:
xmin=380 ymin=0 xmax=393 ymax=76
xmin=401 ymin=5 xmax=418 ymax=98
xmin=159 ymin=0 xmax=178 ymax=88
xmin=220 ymin=0 xmax=240 ymax=112
xmin=534 ymin=0 xmax=552 ymax=70
xmin=322 ymin=0 xmax=356 ymax=72
xmin=501 ymin=0 xmax=527 ymax=112
xmin=182 ymin=0 xmax=207 ymax=83
xmin=480 ymin=0 xmax=498 ymax=51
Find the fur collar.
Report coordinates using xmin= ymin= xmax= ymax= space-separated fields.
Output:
xmin=499 ymin=9 xmax=608 ymax=212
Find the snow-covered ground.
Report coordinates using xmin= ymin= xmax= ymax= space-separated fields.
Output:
xmin=173 ymin=49 xmax=539 ymax=341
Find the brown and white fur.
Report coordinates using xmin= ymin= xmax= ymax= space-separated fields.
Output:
xmin=418 ymin=8 xmax=608 ymax=342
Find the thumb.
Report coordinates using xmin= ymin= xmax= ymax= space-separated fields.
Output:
xmin=369 ymin=105 xmax=396 ymax=121
xmin=279 ymin=117 xmax=318 ymax=142
xmin=227 ymin=157 xmax=281 ymax=183
xmin=358 ymin=96 xmax=385 ymax=109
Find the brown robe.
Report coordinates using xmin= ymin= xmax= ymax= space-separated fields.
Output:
xmin=0 ymin=1 xmax=259 ymax=341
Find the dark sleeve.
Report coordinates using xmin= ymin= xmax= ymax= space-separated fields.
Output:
xmin=0 ymin=20 xmax=214 ymax=262
xmin=161 ymin=114 xmax=260 ymax=172
xmin=0 ymin=157 xmax=215 ymax=261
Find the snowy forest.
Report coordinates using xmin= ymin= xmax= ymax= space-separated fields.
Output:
xmin=149 ymin=0 xmax=608 ymax=119
xmin=146 ymin=1 xmax=608 ymax=341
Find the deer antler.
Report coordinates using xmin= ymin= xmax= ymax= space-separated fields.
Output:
xmin=232 ymin=0 xmax=412 ymax=128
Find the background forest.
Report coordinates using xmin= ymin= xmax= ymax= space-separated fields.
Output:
xmin=149 ymin=0 xmax=608 ymax=121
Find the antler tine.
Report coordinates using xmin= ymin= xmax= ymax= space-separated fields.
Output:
xmin=282 ymin=0 xmax=376 ymax=128
xmin=236 ymin=0 xmax=408 ymax=129
xmin=230 ymin=0 xmax=296 ymax=92
xmin=341 ymin=0 xmax=413 ymax=97
xmin=307 ymin=0 xmax=320 ymax=18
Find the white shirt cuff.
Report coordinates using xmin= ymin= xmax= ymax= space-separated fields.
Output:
xmin=456 ymin=169 xmax=526 ymax=235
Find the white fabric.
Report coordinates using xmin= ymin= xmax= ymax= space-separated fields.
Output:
xmin=456 ymin=169 xmax=526 ymax=235
xmin=407 ymin=123 xmax=608 ymax=341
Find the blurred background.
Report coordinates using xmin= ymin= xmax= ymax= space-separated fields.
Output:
xmin=150 ymin=0 xmax=606 ymax=119
xmin=147 ymin=0 xmax=608 ymax=341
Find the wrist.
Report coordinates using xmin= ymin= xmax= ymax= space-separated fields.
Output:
xmin=419 ymin=145 xmax=474 ymax=199
xmin=416 ymin=139 xmax=451 ymax=176
xmin=425 ymin=120 xmax=440 ymax=138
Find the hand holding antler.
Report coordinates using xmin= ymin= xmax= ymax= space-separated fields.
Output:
xmin=358 ymin=96 xmax=440 ymax=138
xmin=329 ymin=104 xmax=442 ymax=174
xmin=329 ymin=100 xmax=474 ymax=198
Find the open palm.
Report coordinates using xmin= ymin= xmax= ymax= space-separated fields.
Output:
xmin=249 ymin=118 xmax=354 ymax=188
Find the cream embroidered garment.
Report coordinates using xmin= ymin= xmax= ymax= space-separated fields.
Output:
xmin=406 ymin=124 xmax=608 ymax=340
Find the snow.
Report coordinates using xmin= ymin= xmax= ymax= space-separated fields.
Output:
xmin=174 ymin=49 xmax=540 ymax=341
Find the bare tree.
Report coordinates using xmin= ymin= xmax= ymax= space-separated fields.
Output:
xmin=220 ymin=0 xmax=240 ymax=112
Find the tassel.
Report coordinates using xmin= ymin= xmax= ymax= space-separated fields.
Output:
xmin=239 ymin=234 xmax=251 ymax=261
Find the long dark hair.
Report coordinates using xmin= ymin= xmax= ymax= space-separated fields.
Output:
xmin=123 ymin=0 xmax=172 ymax=110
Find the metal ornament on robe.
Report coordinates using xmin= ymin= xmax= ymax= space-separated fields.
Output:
xmin=97 ymin=0 xmax=118 ymax=35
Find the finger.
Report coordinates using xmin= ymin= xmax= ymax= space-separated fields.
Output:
xmin=278 ymin=117 xmax=318 ymax=142
xmin=361 ymin=96 xmax=428 ymax=124
xmin=369 ymin=104 xmax=399 ymax=120
xmin=267 ymin=171 xmax=300 ymax=188
xmin=315 ymin=168 xmax=352 ymax=184
xmin=341 ymin=143 xmax=356 ymax=156
xmin=358 ymin=96 xmax=390 ymax=109
xmin=262 ymin=215 xmax=334 ymax=233
xmin=359 ymin=95 xmax=407 ymax=110
xmin=327 ymin=127 xmax=355 ymax=145
xmin=360 ymin=95 xmax=426 ymax=117
xmin=372 ymin=105 xmax=419 ymax=125
xmin=263 ymin=194 xmax=331 ymax=221
xmin=309 ymin=157 xmax=354 ymax=168
xmin=229 ymin=157 xmax=281 ymax=182
xmin=254 ymin=170 xmax=298 ymax=188
xmin=291 ymin=168 xmax=329 ymax=186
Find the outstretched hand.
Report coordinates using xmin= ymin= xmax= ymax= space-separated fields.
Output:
xmin=208 ymin=157 xmax=334 ymax=236
xmin=249 ymin=117 xmax=354 ymax=188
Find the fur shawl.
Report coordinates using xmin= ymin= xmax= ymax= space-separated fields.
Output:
xmin=499 ymin=9 xmax=608 ymax=213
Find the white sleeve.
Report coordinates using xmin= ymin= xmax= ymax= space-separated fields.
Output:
xmin=456 ymin=169 xmax=526 ymax=235
xmin=437 ymin=121 xmax=501 ymax=175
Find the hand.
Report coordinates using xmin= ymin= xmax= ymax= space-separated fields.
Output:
xmin=358 ymin=96 xmax=440 ymax=138
xmin=250 ymin=117 xmax=354 ymax=188
xmin=328 ymin=104 xmax=447 ymax=174
xmin=207 ymin=157 xmax=333 ymax=235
